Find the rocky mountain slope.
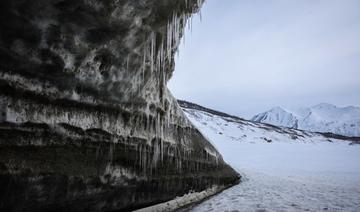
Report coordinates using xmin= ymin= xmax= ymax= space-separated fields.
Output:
xmin=0 ymin=1 xmax=239 ymax=211
xmin=252 ymin=103 xmax=360 ymax=137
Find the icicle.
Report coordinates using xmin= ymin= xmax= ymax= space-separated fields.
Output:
xmin=173 ymin=13 xmax=178 ymax=47
xmin=161 ymin=139 xmax=163 ymax=163
xmin=142 ymin=47 xmax=146 ymax=81
xmin=166 ymin=20 xmax=173 ymax=62
xmin=175 ymin=12 xmax=180 ymax=46
xmin=156 ymin=45 xmax=161 ymax=76
xmin=150 ymin=32 xmax=155 ymax=74
xmin=182 ymin=23 xmax=186 ymax=47
xmin=166 ymin=21 xmax=169 ymax=61
xmin=188 ymin=13 xmax=191 ymax=31
xmin=161 ymin=42 xmax=165 ymax=72
xmin=159 ymin=42 xmax=163 ymax=72
xmin=190 ymin=14 xmax=193 ymax=33
xmin=182 ymin=13 xmax=187 ymax=47
xmin=126 ymin=56 xmax=130 ymax=72
xmin=199 ymin=9 xmax=202 ymax=22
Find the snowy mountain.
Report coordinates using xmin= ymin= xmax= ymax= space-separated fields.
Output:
xmin=252 ymin=107 xmax=299 ymax=128
xmin=178 ymin=100 xmax=360 ymax=211
xmin=252 ymin=103 xmax=360 ymax=137
xmin=178 ymin=100 xmax=359 ymax=147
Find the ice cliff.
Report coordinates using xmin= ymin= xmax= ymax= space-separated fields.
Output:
xmin=0 ymin=0 xmax=240 ymax=211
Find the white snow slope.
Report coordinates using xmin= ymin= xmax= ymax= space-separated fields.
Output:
xmin=252 ymin=103 xmax=360 ymax=137
xmin=179 ymin=101 xmax=360 ymax=212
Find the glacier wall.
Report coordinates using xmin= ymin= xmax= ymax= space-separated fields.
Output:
xmin=0 ymin=0 xmax=239 ymax=211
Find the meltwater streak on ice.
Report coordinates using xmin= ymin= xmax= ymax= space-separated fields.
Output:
xmin=182 ymin=106 xmax=360 ymax=212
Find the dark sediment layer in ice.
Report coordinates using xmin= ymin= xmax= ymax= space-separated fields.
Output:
xmin=0 ymin=0 xmax=240 ymax=211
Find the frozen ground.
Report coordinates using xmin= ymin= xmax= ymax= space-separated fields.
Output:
xmin=181 ymin=107 xmax=360 ymax=212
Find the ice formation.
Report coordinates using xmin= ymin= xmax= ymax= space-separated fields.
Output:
xmin=0 ymin=0 xmax=239 ymax=211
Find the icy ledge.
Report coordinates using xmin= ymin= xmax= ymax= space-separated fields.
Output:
xmin=135 ymin=185 xmax=229 ymax=212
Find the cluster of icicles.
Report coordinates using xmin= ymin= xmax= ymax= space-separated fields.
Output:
xmin=139 ymin=0 xmax=205 ymax=84
xmin=136 ymin=0 xmax=207 ymax=172
xmin=138 ymin=0 xmax=205 ymax=144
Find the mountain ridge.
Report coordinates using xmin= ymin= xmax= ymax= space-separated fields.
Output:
xmin=251 ymin=103 xmax=360 ymax=137
xmin=177 ymin=100 xmax=360 ymax=143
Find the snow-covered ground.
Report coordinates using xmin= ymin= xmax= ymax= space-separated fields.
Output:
xmin=181 ymin=105 xmax=360 ymax=212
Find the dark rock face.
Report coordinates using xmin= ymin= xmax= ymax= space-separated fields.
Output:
xmin=0 ymin=0 xmax=240 ymax=211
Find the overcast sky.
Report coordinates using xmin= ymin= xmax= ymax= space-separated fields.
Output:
xmin=168 ymin=0 xmax=360 ymax=119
